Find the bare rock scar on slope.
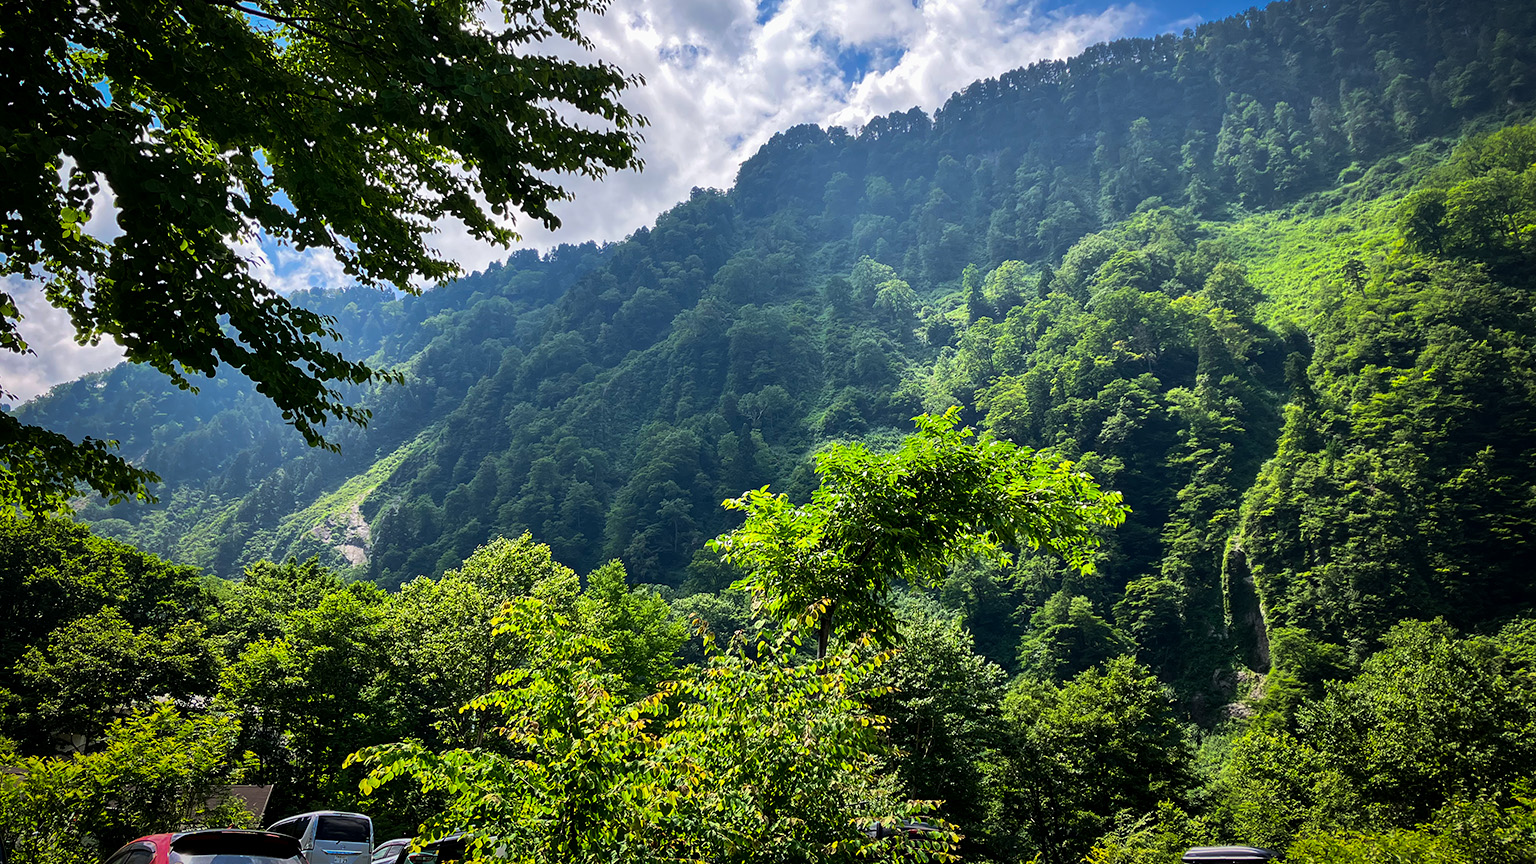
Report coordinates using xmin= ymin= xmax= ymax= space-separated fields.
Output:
xmin=309 ymin=504 xmax=372 ymax=566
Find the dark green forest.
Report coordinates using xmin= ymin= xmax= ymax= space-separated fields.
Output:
xmin=7 ymin=0 xmax=1536 ymax=860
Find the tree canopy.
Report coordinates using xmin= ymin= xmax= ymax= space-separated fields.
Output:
xmin=0 ymin=0 xmax=645 ymax=511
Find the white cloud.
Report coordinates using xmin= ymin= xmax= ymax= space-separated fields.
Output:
xmin=1 ymin=172 xmax=128 ymax=404
xmin=816 ymin=0 xmax=925 ymax=45
xmin=6 ymin=0 xmax=1158 ymax=399
xmin=0 ymin=277 xmax=125 ymax=404
xmin=829 ymin=0 xmax=1146 ymax=127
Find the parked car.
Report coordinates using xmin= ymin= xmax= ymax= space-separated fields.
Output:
xmin=369 ymin=833 xmax=467 ymax=864
xmin=268 ymin=811 xmax=374 ymax=864
xmin=863 ymin=820 xmax=951 ymax=842
xmin=103 ymin=829 xmax=303 ymax=864
xmin=369 ymin=838 xmax=413 ymax=864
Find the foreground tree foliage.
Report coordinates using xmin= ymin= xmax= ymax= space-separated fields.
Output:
xmin=1219 ymin=619 xmax=1536 ymax=848
xmin=0 ymin=0 xmax=644 ymax=510
xmin=0 ymin=705 xmax=253 ymax=862
xmin=351 ymin=597 xmax=957 ymax=864
xmin=867 ymin=599 xmax=1008 ymax=851
xmin=9 ymin=512 xmax=1536 ymax=864
xmin=0 ymin=514 xmax=690 ymax=828
xmin=349 ymin=414 xmax=1110 ymax=861
xmin=993 ymin=656 xmax=1192 ymax=864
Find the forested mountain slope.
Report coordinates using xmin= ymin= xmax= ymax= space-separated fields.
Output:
xmin=18 ymin=0 xmax=1536 ymax=706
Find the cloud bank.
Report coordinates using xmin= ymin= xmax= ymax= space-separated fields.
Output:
xmin=490 ymin=0 xmax=1150 ymax=257
xmin=4 ymin=0 xmax=1169 ymax=402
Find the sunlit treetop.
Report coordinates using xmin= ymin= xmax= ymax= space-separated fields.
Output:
xmin=710 ymin=408 xmax=1129 ymax=654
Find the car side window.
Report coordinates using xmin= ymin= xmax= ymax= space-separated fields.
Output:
xmin=106 ymin=848 xmax=154 ymax=864
xmin=271 ymin=817 xmax=312 ymax=840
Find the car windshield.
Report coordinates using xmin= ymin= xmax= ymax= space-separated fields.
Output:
xmin=316 ymin=816 xmax=371 ymax=843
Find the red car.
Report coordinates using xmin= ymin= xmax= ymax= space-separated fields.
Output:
xmin=103 ymin=829 xmax=304 ymax=864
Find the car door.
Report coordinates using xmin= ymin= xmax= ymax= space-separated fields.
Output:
xmin=270 ymin=816 xmax=315 ymax=861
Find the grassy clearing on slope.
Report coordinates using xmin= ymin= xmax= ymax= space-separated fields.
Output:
xmin=1210 ymin=142 xmax=1455 ymax=328
xmin=1213 ymin=197 xmax=1400 ymax=328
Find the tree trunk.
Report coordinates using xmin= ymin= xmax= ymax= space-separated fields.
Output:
xmin=818 ymin=609 xmax=833 ymax=660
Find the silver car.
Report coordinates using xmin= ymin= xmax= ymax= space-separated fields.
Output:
xmin=268 ymin=811 xmax=374 ymax=864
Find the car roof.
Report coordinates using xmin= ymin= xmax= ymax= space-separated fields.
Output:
xmin=1181 ymin=847 xmax=1280 ymax=863
xmin=272 ymin=810 xmax=371 ymax=820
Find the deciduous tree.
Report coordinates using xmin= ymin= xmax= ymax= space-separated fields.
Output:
xmin=0 ymin=0 xmax=645 ymax=510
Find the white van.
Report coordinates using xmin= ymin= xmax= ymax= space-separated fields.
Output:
xmin=268 ymin=811 xmax=374 ymax=864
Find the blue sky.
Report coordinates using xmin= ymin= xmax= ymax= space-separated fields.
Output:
xmin=6 ymin=0 xmax=1262 ymax=401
